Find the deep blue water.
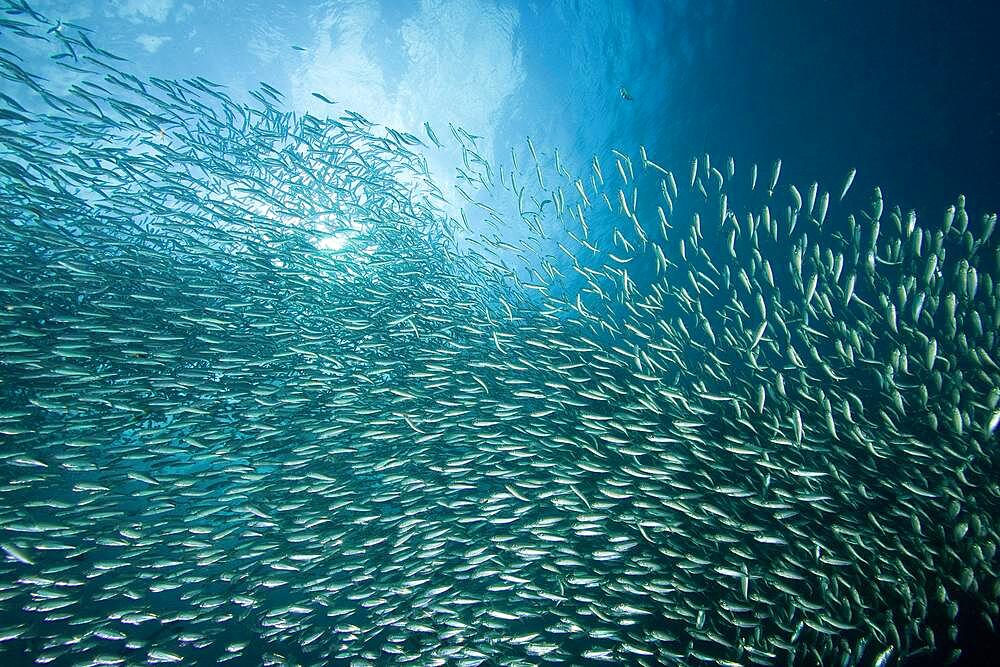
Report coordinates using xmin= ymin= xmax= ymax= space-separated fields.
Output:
xmin=501 ymin=0 xmax=1000 ymax=222
xmin=26 ymin=0 xmax=998 ymax=219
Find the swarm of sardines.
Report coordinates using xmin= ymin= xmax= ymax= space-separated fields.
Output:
xmin=1 ymin=1 xmax=998 ymax=665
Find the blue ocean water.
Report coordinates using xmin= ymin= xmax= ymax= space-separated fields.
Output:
xmin=19 ymin=0 xmax=997 ymax=216
xmin=1 ymin=1 xmax=999 ymax=665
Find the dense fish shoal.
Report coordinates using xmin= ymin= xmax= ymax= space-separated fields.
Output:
xmin=1 ymin=1 xmax=999 ymax=666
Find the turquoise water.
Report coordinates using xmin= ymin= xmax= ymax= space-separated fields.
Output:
xmin=1 ymin=1 xmax=999 ymax=666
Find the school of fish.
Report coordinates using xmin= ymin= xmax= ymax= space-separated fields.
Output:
xmin=1 ymin=1 xmax=998 ymax=665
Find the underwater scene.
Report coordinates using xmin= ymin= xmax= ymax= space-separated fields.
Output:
xmin=1 ymin=0 xmax=999 ymax=665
